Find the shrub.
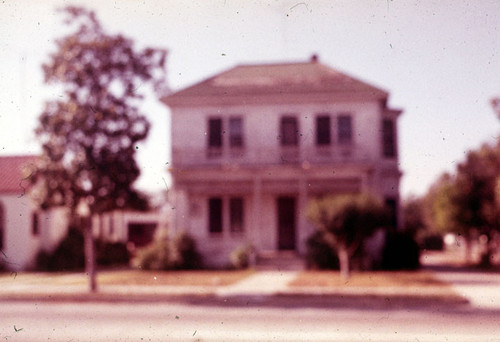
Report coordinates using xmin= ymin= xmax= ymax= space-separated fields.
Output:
xmin=36 ymin=228 xmax=130 ymax=271
xmin=230 ymin=244 xmax=253 ymax=269
xmin=36 ymin=228 xmax=85 ymax=271
xmin=132 ymin=238 xmax=174 ymax=270
xmin=171 ymin=231 xmax=202 ymax=270
xmin=132 ymin=231 xmax=201 ymax=270
xmin=97 ymin=242 xmax=130 ymax=266
xmin=420 ymin=233 xmax=444 ymax=251
xmin=305 ymin=232 xmax=339 ymax=270
xmin=382 ymin=231 xmax=420 ymax=270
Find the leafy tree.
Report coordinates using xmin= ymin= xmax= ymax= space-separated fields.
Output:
xmin=30 ymin=6 xmax=167 ymax=291
xmin=402 ymin=195 xmax=425 ymax=234
xmin=425 ymin=144 xmax=500 ymax=266
xmin=306 ymin=193 xmax=388 ymax=280
xmin=455 ymin=143 xmax=500 ymax=266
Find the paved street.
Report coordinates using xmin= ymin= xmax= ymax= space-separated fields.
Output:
xmin=1 ymin=293 xmax=499 ymax=342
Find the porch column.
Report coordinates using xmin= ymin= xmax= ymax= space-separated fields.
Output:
xmin=297 ymin=177 xmax=308 ymax=255
xmin=251 ymin=176 xmax=262 ymax=252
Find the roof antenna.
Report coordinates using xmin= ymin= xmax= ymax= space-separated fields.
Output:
xmin=310 ymin=54 xmax=319 ymax=63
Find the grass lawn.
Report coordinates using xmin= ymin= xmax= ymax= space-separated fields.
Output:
xmin=96 ymin=269 xmax=255 ymax=286
xmin=0 ymin=269 xmax=255 ymax=287
xmin=290 ymin=270 xmax=449 ymax=288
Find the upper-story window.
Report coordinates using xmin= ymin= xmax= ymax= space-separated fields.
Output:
xmin=208 ymin=118 xmax=223 ymax=148
xmin=207 ymin=117 xmax=244 ymax=156
xmin=229 ymin=117 xmax=243 ymax=148
xmin=316 ymin=115 xmax=331 ymax=145
xmin=337 ymin=115 xmax=352 ymax=145
xmin=280 ymin=116 xmax=299 ymax=146
xmin=382 ymin=119 xmax=396 ymax=158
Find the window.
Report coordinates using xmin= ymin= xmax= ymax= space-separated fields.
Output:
xmin=337 ymin=115 xmax=352 ymax=144
xmin=229 ymin=117 xmax=243 ymax=147
xmin=280 ymin=116 xmax=298 ymax=146
xmin=208 ymin=118 xmax=223 ymax=148
xmin=230 ymin=197 xmax=244 ymax=232
xmin=316 ymin=115 xmax=331 ymax=145
xmin=382 ymin=119 xmax=396 ymax=158
xmin=208 ymin=197 xmax=223 ymax=233
xmin=32 ymin=212 xmax=39 ymax=236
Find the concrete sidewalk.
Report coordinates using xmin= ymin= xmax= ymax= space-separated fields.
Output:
xmin=216 ymin=271 xmax=298 ymax=297
xmin=431 ymin=271 xmax=500 ymax=309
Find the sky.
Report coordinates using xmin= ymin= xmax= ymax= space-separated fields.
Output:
xmin=1 ymin=0 xmax=500 ymax=199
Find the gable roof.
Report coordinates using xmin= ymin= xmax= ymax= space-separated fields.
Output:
xmin=0 ymin=155 xmax=37 ymax=195
xmin=164 ymin=58 xmax=388 ymax=107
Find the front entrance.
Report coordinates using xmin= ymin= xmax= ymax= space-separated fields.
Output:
xmin=277 ymin=197 xmax=296 ymax=250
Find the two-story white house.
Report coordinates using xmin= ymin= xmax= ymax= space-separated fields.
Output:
xmin=164 ymin=56 xmax=402 ymax=267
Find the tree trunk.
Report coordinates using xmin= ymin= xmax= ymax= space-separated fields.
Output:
xmin=479 ymin=233 xmax=494 ymax=268
xmin=338 ymin=246 xmax=350 ymax=281
xmin=464 ymin=233 xmax=472 ymax=265
xmin=83 ymin=216 xmax=97 ymax=293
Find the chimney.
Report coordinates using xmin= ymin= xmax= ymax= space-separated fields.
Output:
xmin=310 ymin=54 xmax=319 ymax=63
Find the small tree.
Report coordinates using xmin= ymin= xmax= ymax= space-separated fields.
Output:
xmin=30 ymin=6 xmax=167 ymax=291
xmin=306 ymin=193 xmax=388 ymax=280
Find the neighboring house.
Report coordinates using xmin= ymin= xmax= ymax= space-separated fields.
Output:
xmin=91 ymin=210 xmax=168 ymax=250
xmin=0 ymin=156 xmax=68 ymax=271
xmin=0 ymin=156 xmax=167 ymax=270
xmin=164 ymin=56 xmax=403 ymax=267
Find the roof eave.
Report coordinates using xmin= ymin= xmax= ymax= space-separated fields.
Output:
xmin=165 ymin=91 xmax=388 ymax=108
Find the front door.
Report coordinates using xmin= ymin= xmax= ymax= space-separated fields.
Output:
xmin=277 ymin=197 xmax=296 ymax=250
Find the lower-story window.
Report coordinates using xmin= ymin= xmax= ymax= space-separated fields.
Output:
xmin=208 ymin=197 xmax=223 ymax=233
xmin=208 ymin=197 xmax=245 ymax=234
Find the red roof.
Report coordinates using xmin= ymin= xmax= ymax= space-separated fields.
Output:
xmin=0 ymin=155 xmax=37 ymax=195
xmin=164 ymin=58 xmax=388 ymax=107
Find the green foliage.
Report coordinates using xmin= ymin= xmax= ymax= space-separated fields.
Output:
xmin=306 ymin=193 xmax=388 ymax=250
xmin=172 ymin=231 xmax=202 ymax=270
xmin=36 ymin=229 xmax=130 ymax=271
xmin=306 ymin=193 xmax=388 ymax=278
xmin=402 ymin=196 xmax=426 ymax=234
xmin=424 ymin=142 xmax=500 ymax=266
xmin=305 ymin=232 xmax=339 ymax=270
xmin=382 ymin=231 xmax=420 ymax=270
xmin=230 ymin=244 xmax=253 ymax=269
xmin=426 ymin=174 xmax=470 ymax=236
xmin=419 ymin=233 xmax=444 ymax=251
xmin=29 ymin=6 xmax=167 ymax=289
xmin=132 ymin=231 xmax=201 ymax=270
xmin=36 ymin=229 xmax=85 ymax=271
xmin=30 ymin=6 xmax=167 ymax=214
xmin=96 ymin=241 xmax=130 ymax=266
